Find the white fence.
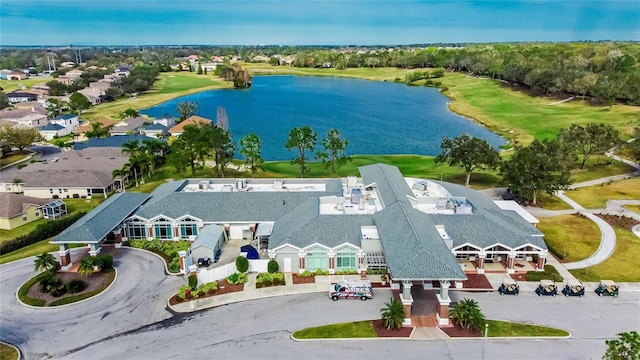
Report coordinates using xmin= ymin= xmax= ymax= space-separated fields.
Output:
xmin=196 ymin=259 xmax=269 ymax=286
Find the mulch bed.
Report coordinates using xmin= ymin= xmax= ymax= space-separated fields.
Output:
xmin=27 ymin=271 xmax=113 ymax=306
xmin=169 ymin=280 xmax=244 ymax=305
xmin=292 ymin=274 xmax=316 ymax=284
xmin=595 ymin=213 xmax=640 ymax=231
xmin=371 ymin=319 xmax=413 ymax=337
xmin=439 ymin=322 xmax=482 ymax=337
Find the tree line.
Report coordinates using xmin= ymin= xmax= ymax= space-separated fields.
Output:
xmin=436 ymin=123 xmax=639 ymax=204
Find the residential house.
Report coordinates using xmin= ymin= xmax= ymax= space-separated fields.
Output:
xmin=65 ymin=69 xmax=84 ymax=80
xmin=7 ymin=147 xmax=130 ymax=199
xmin=140 ymin=123 xmax=169 ymax=138
xmin=168 ymin=116 xmax=212 ymax=136
xmin=152 ymin=117 xmax=176 ymax=128
xmin=7 ymin=71 xmax=28 ymax=81
xmin=72 ymin=134 xmax=160 ymax=150
xmin=77 ymin=88 xmax=102 ymax=105
xmin=252 ymin=55 xmax=271 ymax=62
xmin=0 ymin=108 xmax=49 ymax=128
xmin=199 ymin=63 xmax=217 ymax=72
xmin=109 ymin=116 xmax=149 ymax=136
xmin=0 ymin=193 xmax=61 ymax=230
xmin=60 ymin=62 xmax=76 ymax=68
xmin=50 ymin=164 xmax=548 ymax=325
xmin=88 ymin=81 xmax=112 ymax=94
xmin=73 ymin=118 xmax=117 ymax=140
xmin=50 ymin=114 xmax=80 ymax=132
xmin=6 ymin=92 xmax=37 ymax=103
xmin=38 ymin=123 xmax=69 ymax=140
xmin=115 ymin=65 xmax=131 ymax=77
xmin=0 ymin=69 xmax=12 ymax=80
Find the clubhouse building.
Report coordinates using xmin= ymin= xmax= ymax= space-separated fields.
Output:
xmin=52 ymin=164 xmax=548 ymax=323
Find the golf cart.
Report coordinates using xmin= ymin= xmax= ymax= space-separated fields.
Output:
xmin=595 ymin=280 xmax=619 ymax=297
xmin=498 ymin=278 xmax=519 ymax=296
xmin=562 ymin=280 xmax=585 ymax=297
xmin=535 ymin=279 xmax=558 ymax=296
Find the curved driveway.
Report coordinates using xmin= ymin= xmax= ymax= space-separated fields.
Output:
xmin=1 ymin=249 xmax=639 ymax=359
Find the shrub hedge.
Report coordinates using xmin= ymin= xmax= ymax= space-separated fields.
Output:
xmin=125 ymin=239 xmax=189 ymax=273
xmin=236 ymin=256 xmax=249 ymax=273
xmin=188 ymin=274 xmax=198 ymax=288
xmin=0 ymin=212 xmax=86 ymax=255
xmin=267 ymin=259 xmax=279 ymax=274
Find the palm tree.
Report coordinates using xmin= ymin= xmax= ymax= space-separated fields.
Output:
xmin=112 ymin=167 xmax=128 ymax=192
xmin=380 ymin=298 xmax=405 ymax=330
xmin=77 ymin=257 xmax=95 ymax=277
xmin=34 ymin=253 xmax=59 ymax=274
xmin=11 ymin=178 xmax=23 ymax=193
xmin=449 ymin=298 xmax=486 ymax=332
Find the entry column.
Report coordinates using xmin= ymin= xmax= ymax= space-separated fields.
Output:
xmin=436 ymin=280 xmax=451 ymax=325
xmin=400 ymin=280 xmax=413 ymax=325
xmin=58 ymin=244 xmax=72 ymax=271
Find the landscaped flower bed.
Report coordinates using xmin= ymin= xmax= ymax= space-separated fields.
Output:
xmin=256 ymin=272 xmax=285 ymax=288
xmin=595 ymin=213 xmax=640 ymax=231
xmin=169 ymin=272 xmax=247 ymax=305
xmin=124 ymin=239 xmax=190 ymax=272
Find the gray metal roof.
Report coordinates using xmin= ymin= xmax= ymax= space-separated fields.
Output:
xmin=374 ymin=203 xmax=466 ymax=280
xmin=191 ymin=224 xmax=224 ymax=250
xmin=52 ymin=192 xmax=149 ymax=243
xmin=269 ymin=198 xmax=375 ymax=249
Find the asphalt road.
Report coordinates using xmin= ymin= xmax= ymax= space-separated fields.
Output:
xmin=1 ymin=249 xmax=638 ymax=360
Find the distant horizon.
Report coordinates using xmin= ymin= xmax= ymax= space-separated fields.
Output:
xmin=1 ymin=1 xmax=638 ymax=46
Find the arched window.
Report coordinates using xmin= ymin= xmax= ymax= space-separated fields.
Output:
xmin=154 ymin=217 xmax=172 ymax=240
xmin=126 ymin=218 xmax=147 ymax=239
xmin=305 ymin=246 xmax=328 ymax=271
xmin=179 ymin=217 xmax=198 ymax=239
xmin=336 ymin=247 xmax=357 ymax=271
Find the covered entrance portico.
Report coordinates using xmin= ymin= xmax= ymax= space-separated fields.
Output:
xmin=398 ymin=279 xmax=454 ymax=326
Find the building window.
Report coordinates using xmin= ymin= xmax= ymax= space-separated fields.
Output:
xmin=154 ymin=218 xmax=172 ymax=240
xmin=58 ymin=189 xmax=62 ymax=194
xmin=5 ymin=185 xmax=11 ymax=192
xmin=336 ymin=248 xmax=357 ymax=270
xmin=64 ymin=189 xmax=68 ymax=193
xmin=126 ymin=219 xmax=147 ymax=239
xmin=22 ymin=215 xmax=28 ymax=221
xmin=49 ymin=189 xmax=53 ymax=194
xmin=305 ymin=246 xmax=328 ymax=271
xmin=180 ymin=221 xmax=198 ymax=238
xmin=35 ymin=210 xmax=40 ymax=217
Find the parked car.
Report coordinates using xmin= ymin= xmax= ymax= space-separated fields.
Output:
xmin=595 ymin=280 xmax=619 ymax=297
xmin=535 ymin=279 xmax=557 ymax=296
xmin=562 ymin=280 xmax=585 ymax=297
xmin=197 ymin=257 xmax=211 ymax=267
xmin=498 ymin=278 xmax=520 ymax=296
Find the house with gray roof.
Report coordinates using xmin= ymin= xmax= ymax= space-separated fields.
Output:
xmin=50 ymin=164 xmax=547 ymax=324
xmin=109 ymin=117 xmax=149 ymax=136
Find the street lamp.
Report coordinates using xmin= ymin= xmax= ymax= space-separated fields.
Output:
xmin=481 ymin=323 xmax=489 ymax=360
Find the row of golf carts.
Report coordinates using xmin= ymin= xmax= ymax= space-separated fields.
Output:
xmin=498 ymin=279 xmax=619 ymax=297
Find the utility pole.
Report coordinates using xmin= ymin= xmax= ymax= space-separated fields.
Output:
xmin=481 ymin=323 xmax=489 ymax=360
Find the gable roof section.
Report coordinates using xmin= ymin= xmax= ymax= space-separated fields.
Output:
xmin=169 ymin=116 xmax=212 ymax=134
xmin=110 ymin=117 xmax=148 ymax=133
xmin=191 ymin=224 xmax=224 ymax=250
xmin=374 ymin=203 xmax=466 ymax=280
xmin=0 ymin=193 xmax=51 ymax=218
xmin=52 ymin=192 xmax=149 ymax=243
xmin=359 ymin=163 xmax=413 ymax=208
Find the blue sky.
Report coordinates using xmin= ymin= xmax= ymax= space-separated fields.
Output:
xmin=1 ymin=1 xmax=638 ymax=45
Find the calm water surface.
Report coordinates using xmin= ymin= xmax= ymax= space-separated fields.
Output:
xmin=142 ymin=76 xmax=506 ymax=160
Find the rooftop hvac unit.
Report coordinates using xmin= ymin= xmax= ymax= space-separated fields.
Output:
xmin=273 ymin=180 xmax=283 ymax=190
xmin=347 ymin=176 xmax=357 ymax=188
xmin=235 ymin=179 xmax=247 ymax=190
xmin=221 ymin=184 xmax=234 ymax=192
xmin=351 ymin=188 xmax=363 ymax=204
xmin=199 ymin=180 xmax=210 ymax=189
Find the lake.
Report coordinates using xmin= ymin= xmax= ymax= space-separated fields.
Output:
xmin=141 ymin=76 xmax=506 ymax=161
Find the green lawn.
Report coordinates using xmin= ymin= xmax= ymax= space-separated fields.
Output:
xmin=0 ymin=151 xmax=31 ymax=167
xmin=533 ymin=193 xmax=573 ymax=210
xmin=564 ymin=177 xmax=640 ymax=209
xmin=569 ymin=160 xmax=637 ymax=184
xmin=0 ymin=78 xmax=46 ymax=92
xmin=0 ymin=342 xmax=19 ymax=360
xmin=525 ymin=265 xmax=564 ymax=282
xmin=537 ymin=214 xmax=601 ymax=261
xmin=81 ymin=72 xmax=228 ymax=120
xmin=292 ymin=321 xmax=378 ymax=339
xmin=570 ymin=227 xmax=640 ymax=282
xmin=486 ymin=320 xmax=569 ymax=337
xmin=624 ymin=205 xmax=640 ymax=214
xmin=0 ymin=219 xmax=46 ymax=242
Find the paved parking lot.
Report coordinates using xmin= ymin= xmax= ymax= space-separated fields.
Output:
xmin=1 ymin=248 xmax=638 ymax=359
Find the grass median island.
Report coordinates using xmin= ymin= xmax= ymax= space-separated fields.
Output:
xmin=570 ymin=227 xmax=640 ymax=282
xmin=538 ymin=214 xmax=601 ymax=261
xmin=625 ymin=205 xmax=640 ymax=214
xmin=0 ymin=342 xmax=19 ymax=360
xmin=293 ymin=321 xmax=378 ymax=339
xmin=486 ymin=320 xmax=569 ymax=337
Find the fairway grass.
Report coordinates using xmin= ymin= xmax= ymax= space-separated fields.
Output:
xmin=570 ymin=227 xmax=640 ymax=282
xmin=537 ymin=214 xmax=600 ymax=261
xmin=564 ymin=177 xmax=640 ymax=209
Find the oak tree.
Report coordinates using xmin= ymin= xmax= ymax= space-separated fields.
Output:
xmin=434 ymin=133 xmax=501 ymax=186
